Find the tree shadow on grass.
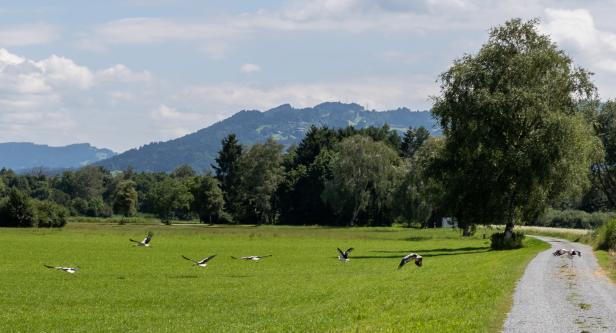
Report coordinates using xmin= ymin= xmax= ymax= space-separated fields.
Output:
xmin=370 ymin=246 xmax=489 ymax=254
xmin=352 ymin=247 xmax=490 ymax=260
xmin=168 ymin=275 xmax=200 ymax=279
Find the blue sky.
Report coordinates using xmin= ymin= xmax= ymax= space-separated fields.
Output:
xmin=1 ymin=0 xmax=616 ymax=152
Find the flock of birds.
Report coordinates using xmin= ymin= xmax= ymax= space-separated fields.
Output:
xmin=44 ymin=232 xmax=425 ymax=274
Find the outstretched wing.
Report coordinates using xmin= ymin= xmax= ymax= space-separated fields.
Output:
xmin=337 ymin=248 xmax=345 ymax=256
xmin=398 ymin=258 xmax=407 ymax=269
xmin=203 ymin=255 xmax=217 ymax=262
xmin=182 ymin=255 xmax=196 ymax=263
xmin=143 ymin=232 xmax=153 ymax=244
xmin=345 ymin=248 xmax=354 ymax=254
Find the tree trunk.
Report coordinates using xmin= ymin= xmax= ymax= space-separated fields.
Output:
xmin=349 ymin=207 xmax=358 ymax=227
xmin=504 ymin=193 xmax=516 ymax=240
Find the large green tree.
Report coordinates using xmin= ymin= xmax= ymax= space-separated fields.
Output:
xmin=322 ymin=135 xmax=404 ymax=226
xmin=276 ymin=126 xmax=338 ymax=225
xmin=237 ymin=137 xmax=284 ymax=225
xmin=148 ymin=178 xmax=193 ymax=224
xmin=594 ymin=100 xmax=616 ymax=208
xmin=113 ymin=180 xmax=138 ymax=217
xmin=400 ymin=126 xmax=430 ymax=158
xmin=431 ymin=19 xmax=602 ymax=236
xmin=191 ymin=175 xmax=226 ymax=224
xmin=213 ymin=134 xmax=243 ymax=220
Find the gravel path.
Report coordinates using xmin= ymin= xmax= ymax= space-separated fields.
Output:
xmin=503 ymin=236 xmax=616 ymax=333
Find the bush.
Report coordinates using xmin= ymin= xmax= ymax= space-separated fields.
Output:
xmin=490 ymin=231 xmax=525 ymax=250
xmin=0 ymin=188 xmax=36 ymax=227
xmin=534 ymin=209 xmax=615 ymax=229
xmin=33 ymin=200 xmax=68 ymax=228
xmin=595 ymin=219 xmax=616 ymax=251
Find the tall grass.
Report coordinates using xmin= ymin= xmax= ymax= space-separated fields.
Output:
xmin=595 ymin=219 xmax=616 ymax=251
xmin=534 ymin=208 xmax=616 ymax=229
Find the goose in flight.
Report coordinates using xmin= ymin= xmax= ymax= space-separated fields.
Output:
xmin=231 ymin=255 xmax=272 ymax=261
xmin=398 ymin=253 xmax=423 ymax=269
xmin=337 ymin=247 xmax=354 ymax=262
xmin=182 ymin=255 xmax=216 ymax=267
xmin=44 ymin=265 xmax=79 ymax=274
xmin=130 ymin=231 xmax=153 ymax=247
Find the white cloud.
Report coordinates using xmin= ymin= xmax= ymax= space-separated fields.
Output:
xmin=177 ymin=77 xmax=436 ymax=113
xmin=542 ymin=8 xmax=616 ymax=73
xmin=0 ymin=23 xmax=59 ymax=46
xmin=79 ymin=0 xmax=537 ymax=50
xmin=240 ymin=63 xmax=261 ymax=74
xmin=0 ymin=48 xmax=167 ymax=150
xmin=96 ymin=64 xmax=152 ymax=83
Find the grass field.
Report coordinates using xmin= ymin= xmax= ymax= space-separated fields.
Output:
xmin=514 ymin=225 xmax=592 ymax=243
xmin=0 ymin=224 xmax=548 ymax=333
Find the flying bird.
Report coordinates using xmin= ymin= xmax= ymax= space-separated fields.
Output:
xmin=337 ymin=247 xmax=354 ymax=262
xmin=44 ymin=265 xmax=79 ymax=274
xmin=398 ymin=253 xmax=423 ymax=269
xmin=130 ymin=231 xmax=153 ymax=247
xmin=182 ymin=255 xmax=216 ymax=267
xmin=231 ymin=255 xmax=272 ymax=261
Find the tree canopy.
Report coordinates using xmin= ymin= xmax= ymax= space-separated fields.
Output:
xmin=431 ymin=18 xmax=603 ymax=233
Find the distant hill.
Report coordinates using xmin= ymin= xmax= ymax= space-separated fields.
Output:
xmin=96 ymin=102 xmax=439 ymax=172
xmin=0 ymin=142 xmax=116 ymax=172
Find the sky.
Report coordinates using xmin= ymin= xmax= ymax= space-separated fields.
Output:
xmin=1 ymin=0 xmax=616 ymax=152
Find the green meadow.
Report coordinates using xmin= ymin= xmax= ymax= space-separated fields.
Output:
xmin=0 ymin=223 xmax=547 ymax=333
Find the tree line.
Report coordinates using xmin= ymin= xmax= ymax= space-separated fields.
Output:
xmin=0 ymin=124 xmax=436 ymax=227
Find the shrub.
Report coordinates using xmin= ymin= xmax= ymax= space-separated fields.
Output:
xmin=490 ymin=231 xmax=525 ymax=250
xmin=595 ymin=219 xmax=616 ymax=251
xmin=0 ymin=188 xmax=36 ymax=227
xmin=33 ymin=200 xmax=68 ymax=228
xmin=534 ymin=209 xmax=614 ymax=229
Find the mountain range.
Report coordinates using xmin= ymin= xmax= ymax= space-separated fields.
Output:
xmin=95 ymin=102 xmax=438 ymax=172
xmin=0 ymin=143 xmax=116 ymax=172
xmin=1 ymin=102 xmax=439 ymax=173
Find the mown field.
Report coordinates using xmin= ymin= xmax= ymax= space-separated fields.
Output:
xmin=0 ymin=223 xmax=548 ymax=333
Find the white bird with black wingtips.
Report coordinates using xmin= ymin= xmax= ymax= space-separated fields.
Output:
xmin=398 ymin=253 xmax=423 ymax=269
xmin=569 ymin=249 xmax=582 ymax=257
xmin=182 ymin=255 xmax=216 ymax=267
xmin=44 ymin=265 xmax=79 ymax=274
xmin=553 ymin=248 xmax=581 ymax=257
xmin=130 ymin=231 xmax=153 ymax=247
xmin=231 ymin=255 xmax=272 ymax=261
xmin=337 ymin=247 xmax=354 ymax=262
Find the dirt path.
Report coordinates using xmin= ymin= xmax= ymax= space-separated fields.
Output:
xmin=503 ymin=236 xmax=616 ymax=333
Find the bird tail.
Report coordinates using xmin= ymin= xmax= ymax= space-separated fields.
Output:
xmin=231 ymin=256 xmax=238 ymax=259
xmin=181 ymin=255 xmax=193 ymax=262
xmin=43 ymin=265 xmax=54 ymax=269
